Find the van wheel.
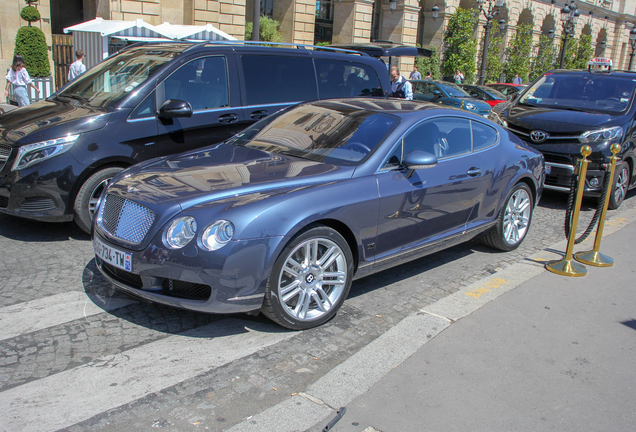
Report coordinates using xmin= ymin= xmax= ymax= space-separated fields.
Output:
xmin=261 ymin=225 xmax=353 ymax=330
xmin=74 ymin=167 xmax=124 ymax=233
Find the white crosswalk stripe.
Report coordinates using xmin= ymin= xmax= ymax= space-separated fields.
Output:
xmin=1 ymin=319 xmax=295 ymax=432
xmin=0 ymin=291 xmax=138 ymax=341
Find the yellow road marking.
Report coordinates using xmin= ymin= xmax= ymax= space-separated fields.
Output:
xmin=464 ymin=278 xmax=508 ymax=299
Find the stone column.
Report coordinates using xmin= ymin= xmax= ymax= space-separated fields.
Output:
xmin=379 ymin=0 xmax=420 ymax=71
xmin=332 ymin=0 xmax=374 ymax=43
xmin=273 ymin=0 xmax=316 ymax=44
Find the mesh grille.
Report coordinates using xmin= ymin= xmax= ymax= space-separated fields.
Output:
xmin=0 ymin=143 xmax=11 ymax=172
xmin=0 ymin=196 xmax=8 ymax=209
xmin=21 ymin=198 xmax=56 ymax=212
xmin=98 ymin=194 xmax=155 ymax=245
xmin=161 ymin=278 xmax=211 ymax=301
xmin=101 ymin=262 xmax=143 ymax=289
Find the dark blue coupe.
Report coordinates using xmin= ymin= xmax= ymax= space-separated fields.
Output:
xmin=93 ymin=99 xmax=544 ymax=329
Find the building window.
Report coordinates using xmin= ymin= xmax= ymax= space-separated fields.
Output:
xmin=261 ymin=0 xmax=274 ymax=18
xmin=315 ymin=0 xmax=334 ymax=43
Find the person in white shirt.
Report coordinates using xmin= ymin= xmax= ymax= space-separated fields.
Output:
xmin=389 ymin=66 xmax=413 ymax=100
xmin=68 ymin=49 xmax=86 ymax=82
xmin=4 ymin=55 xmax=39 ymax=107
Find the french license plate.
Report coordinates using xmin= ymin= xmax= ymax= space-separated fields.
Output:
xmin=545 ymin=165 xmax=551 ymax=175
xmin=94 ymin=236 xmax=132 ymax=272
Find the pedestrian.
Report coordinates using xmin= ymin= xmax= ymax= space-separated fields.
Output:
xmin=68 ymin=49 xmax=86 ymax=82
xmin=389 ymin=66 xmax=413 ymax=100
xmin=512 ymin=73 xmax=523 ymax=85
xmin=409 ymin=66 xmax=421 ymax=80
xmin=454 ymin=69 xmax=464 ymax=84
xmin=4 ymin=55 xmax=39 ymax=107
xmin=425 ymin=71 xmax=433 ymax=80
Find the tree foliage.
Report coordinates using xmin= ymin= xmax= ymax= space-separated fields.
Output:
xmin=20 ymin=5 xmax=40 ymax=23
xmin=572 ymin=34 xmax=594 ymax=69
xmin=442 ymin=8 xmax=478 ymax=83
xmin=415 ymin=44 xmax=442 ymax=80
xmin=530 ymin=34 xmax=557 ymax=80
xmin=14 ymin=26 xmax=50 ymax=77
xmin=559 ymin=35 xmax=578 ymax=69
xmin=505 ymin=23 xmax=533 ymax=82
xmin=482 ymin=31 xmax=505 ymax=83
xmin=244 ymin=16 xmax=284 ymax=42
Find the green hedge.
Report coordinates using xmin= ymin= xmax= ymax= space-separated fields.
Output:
xmin=20 ymin=6 xmax=40 ymax=22
xmin=14 ymin=26 xmax=50 ymax=77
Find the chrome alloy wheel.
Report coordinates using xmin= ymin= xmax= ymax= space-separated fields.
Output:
xmin=88 ymin=177 xmax=112 ymax=216
xmin=613 ymin=165 xmax=629 ymax=205
xmin=278 ymin=237 xmax=348 ymax=322
xmin=502 ymin=188 xmax=531 ymax=246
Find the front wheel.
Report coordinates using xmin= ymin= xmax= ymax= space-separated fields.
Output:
xmin=261 ymin=225 xmax=354 ymax=330
xmin=482 ymin=183 xmax=534 ymax=252
xmin=607 ymin=161 xmax=630 ymax=210
xmin=73 ymin=167 xmax=124 ymax=233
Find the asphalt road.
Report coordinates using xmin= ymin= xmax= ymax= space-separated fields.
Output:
xmin=1 ymin=188 xmax=635 ymax=432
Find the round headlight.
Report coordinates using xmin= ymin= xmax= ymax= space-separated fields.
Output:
xmin=200 ymin=220 xmax=235 ymax=251
xmin=163 ymin=216 xmax=197 ymax=249
xmin=465 ymin=102 xmax=476 ymax=111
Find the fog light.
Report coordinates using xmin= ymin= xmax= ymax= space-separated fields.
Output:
xmin=589 ymin=177 xmax=600 ymax=187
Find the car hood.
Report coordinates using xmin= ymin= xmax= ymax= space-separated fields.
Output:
xmin=110 ymin=143 xmax=353 ymax=211
xmin=0 ymin=98 xmax=111 ymax=145
xmin=506 ymin=103 xmax=620 ymax=132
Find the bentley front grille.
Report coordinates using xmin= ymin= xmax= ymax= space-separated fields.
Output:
xmin=98 ymin=194 xmax=155 ymax=245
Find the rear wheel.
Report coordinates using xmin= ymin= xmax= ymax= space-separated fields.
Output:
xmin=261 ymin=225 xmax=353 ymax=330
xmin=73 ymin=167 xmax=124 ymax=233
xmin=482 ymin=183 xmax=534 ymax=252
xmin=607 ymin=161 xmax=630 ymax=210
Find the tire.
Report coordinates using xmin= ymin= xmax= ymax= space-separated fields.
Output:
xmin=482 ymin=183 xmax=534 ymax=252
xmin=607 ymin=161 xmax=630 ymax=210
xmin=73 ymin=167 xmax=124 ymax=233
xmin=261 ymin=224 xmax=354 ymax=330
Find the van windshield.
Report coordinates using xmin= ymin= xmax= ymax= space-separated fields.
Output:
xmin=56 ymin=47 xmax=180 ymax=108
xmin=519 ymin=73 xmax=635 ymax=113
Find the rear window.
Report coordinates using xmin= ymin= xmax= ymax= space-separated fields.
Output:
xmin=315 ymin=58 xmax=384 ymax=98
xmin=519 ymin=73 xmax=635 ymax=113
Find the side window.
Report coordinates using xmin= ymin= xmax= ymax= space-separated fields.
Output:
xmin=315 ymin=59 xmax=384 ymax=98
xmin=433 ymin=117 xmax=472 ymax=157
xmin=130 ymin=89 xmax=156 ymax=119
xmin=158 ymin=56 xmax=229 ymax=111
xmin=242 ymin=55 xmax=317 ymax=105
xmin=471 ymin=120 xmax=498 ymax=150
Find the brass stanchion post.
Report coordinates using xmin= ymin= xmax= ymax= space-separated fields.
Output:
xmin=546 ymin=146 xmax=591 ymax=277
xmin=574 ymin=143 xmax=622 ymax=266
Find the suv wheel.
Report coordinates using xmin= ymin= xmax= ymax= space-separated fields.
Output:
xmin=608 ymin=161 xmax=630 ymax=210
xmin=74 ymin=167 xmax=124 ymax=233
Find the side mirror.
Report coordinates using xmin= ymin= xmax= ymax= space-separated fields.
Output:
xmin=402 ymin=150 xmax=437 ymax=178
xmin=158 ymin=99 xmax=193 ymax=118
xmin=433 ymin=90 xmax=442 ymax=97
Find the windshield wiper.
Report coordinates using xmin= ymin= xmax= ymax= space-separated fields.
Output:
xmin=47 ymin=94 xmax=70 ymax=102
xmin=67 ymin=94 xmax=91 ymax=105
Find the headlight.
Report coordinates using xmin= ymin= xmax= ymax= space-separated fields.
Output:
xmin=579 ymin=126 xmax=623 ymax=144
xmin=163 ymin=216 xmax=197 ymax=249
xmin=199 ymin=220 xmax=234 ymax=251
xmin=465 ymin=102 xmax=477 ymax=111
xmin=12 ymin=134 xmax=80 ymax=171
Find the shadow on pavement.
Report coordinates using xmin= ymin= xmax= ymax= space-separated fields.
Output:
xmin=0 ymin=213 xmax=89 ymax=242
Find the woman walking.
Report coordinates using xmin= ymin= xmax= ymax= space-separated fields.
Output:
xmin=4 ymin=55 xmax=39 ymax=107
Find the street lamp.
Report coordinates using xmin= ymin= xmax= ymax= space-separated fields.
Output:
xmin=477 ymin=0 xmax=506 ymax=85
xmin=432 ymin=4 xmax=439 ymax=19
xmin=558 ymin=0 xmax=580 ymax=69
xmin=629 ymin=26 xmax=636 ymax=70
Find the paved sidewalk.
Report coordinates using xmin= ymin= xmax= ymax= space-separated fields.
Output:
xmin=326 ymin=219 xmax=636 ymax=431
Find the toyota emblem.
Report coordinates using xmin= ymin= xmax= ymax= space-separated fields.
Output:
xmin=530 ymin=130 xmax=548 ymax=144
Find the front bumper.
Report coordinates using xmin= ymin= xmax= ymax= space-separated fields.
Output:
xmin=544 ymin=162 xmax=606 ymax=196
xmin=93 ymin=232 xmax=284 ymax=314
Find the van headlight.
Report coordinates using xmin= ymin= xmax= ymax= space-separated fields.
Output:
xmin=199 ymin=220 xmax=234 ymax=251
xmin=579 ymin=126 xmax=623 ymax=144
xmin=464 ymin=102 xmax=477 ymax=111
xmin=163 ymin=216 xmax=197 ymax=249
xmin=12 ymin=134 xmax=80 ymax=171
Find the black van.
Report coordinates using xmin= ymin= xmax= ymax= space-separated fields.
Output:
xmin=490 ymin=64 xmax=636 ymax=209
xmin=0 ymin=42 xmax=405 ymax=232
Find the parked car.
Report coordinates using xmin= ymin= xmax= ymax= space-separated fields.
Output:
xmin=458 ymin=84 xmax=507 ymax=107
xmin=490 ymin=59 xmax=636 ymax=209
xmin=93 ymin=98 xmax=544 ymax=330
xmin=486 ymin=83 xmax=527 ymax=99
xmin=410 ymin=80 xmax=492 ymax=117
xmin=0 ymin=41 xmax=400 ymax=233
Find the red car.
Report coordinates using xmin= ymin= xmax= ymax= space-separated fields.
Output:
xmin=458 ymin=84 xmax=507 ymax=107
xmin=486 ymin=83 xmax=527 ymax=99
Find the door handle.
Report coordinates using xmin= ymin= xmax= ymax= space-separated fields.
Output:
xmin=250 ymin=110 xmax=268 ymax=120
xmin=467 ymin=168 xmax=481 ymax=177
xmin=219 ymin=113 xmax=238 ymax=123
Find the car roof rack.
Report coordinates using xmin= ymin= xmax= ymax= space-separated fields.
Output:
xmin=204 ymin=40 xmax=368 ymax=55
xmin=327 ymin=42 xmax=432 ymax=58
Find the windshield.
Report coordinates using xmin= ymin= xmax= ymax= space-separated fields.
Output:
xmin=56 ymin=47 xmax=181 ymax=108
xmin=519 ymin=73 xmax=635 ymax=113
xmin=438 ymin=82 xmax=471 ymax=98
xmin=226 ymin=103 xmax=399 ymax=166
xmin=481 ymin=86 xmax=506 ymax=99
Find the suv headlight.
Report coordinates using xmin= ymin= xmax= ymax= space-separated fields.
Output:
xmin=12 ymin=134 xmax=80 ymax=171
xmin=199 ymin=220 xmax=234 ymax=251
xmin=579 ymin=126 xmax=623 ymax=144
xmin=163 ymin=216 xmax=197 ymax=249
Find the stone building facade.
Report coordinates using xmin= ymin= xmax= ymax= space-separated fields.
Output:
xmin=0 ymin=0 xmax=635 ymax=85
